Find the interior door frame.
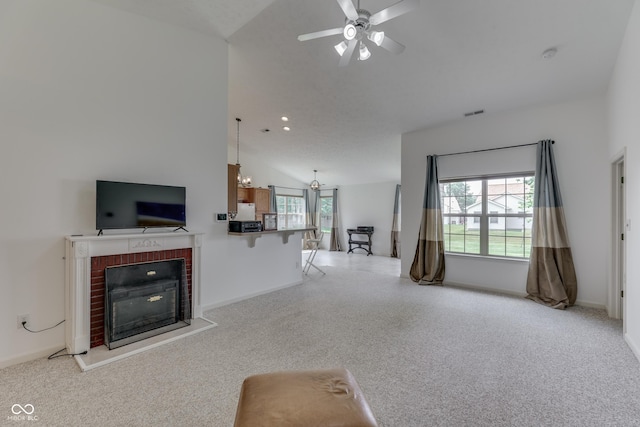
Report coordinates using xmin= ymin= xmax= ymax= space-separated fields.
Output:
xmin=610 ymin=149 xmax=626 ymax=324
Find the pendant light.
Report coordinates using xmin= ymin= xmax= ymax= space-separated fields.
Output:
xmin=235 ymin=118 xmax=252 ymax=187
xmin=310 ymin=170 xmax=321 ymax=191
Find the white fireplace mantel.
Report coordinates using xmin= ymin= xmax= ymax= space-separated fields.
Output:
xmin=64 ymin=231 xmax=204 ymax=355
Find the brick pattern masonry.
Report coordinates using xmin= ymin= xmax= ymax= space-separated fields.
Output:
xmin=90 ymin=249 xmax=193 ymax=348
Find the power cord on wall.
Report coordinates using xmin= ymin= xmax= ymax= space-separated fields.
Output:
xmin=20 ymin=319 xmax=87 ymax=359
xmin=47 ymin=348 xmax=87 ymax=359
xmin=21 ymin=319 xmax=65 ymax=333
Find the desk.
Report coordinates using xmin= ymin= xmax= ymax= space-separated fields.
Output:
xmin=347 ymin=228 xmax=373 ymax=255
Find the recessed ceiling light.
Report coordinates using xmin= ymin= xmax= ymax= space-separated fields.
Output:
xmin=281 ymin=116 xmax=289 ymax=122
xmin=541 ymin=47 xmax=558 ymax=59
xmin=283 ymin=126 xmax=291 ymax=131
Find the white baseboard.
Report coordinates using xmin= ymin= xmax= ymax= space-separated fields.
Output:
xmin=443 ymin=280 xmax=605 ymax=310
xmin=443 ymin=280 xmax=528 ymax=299
xmin=625 ymin=333 xmax=640 ymax=363
xmin=0 ymin=345 xmax=65 ymax=370
xmin=202 ymin=279 xmax=303 ymax=312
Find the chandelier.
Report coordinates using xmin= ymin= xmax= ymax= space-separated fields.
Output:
xmin=310 ymin=170 xmax=321 ymax=191
xmin=235 ymin=118 xmax=252 ymax=187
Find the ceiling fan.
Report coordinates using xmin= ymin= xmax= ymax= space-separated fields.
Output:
xmin=297 ymin=0 xmax=419 ymax=66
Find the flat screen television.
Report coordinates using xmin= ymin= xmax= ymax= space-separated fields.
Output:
xmin=96 ymin=180 xmax=186 ymax=231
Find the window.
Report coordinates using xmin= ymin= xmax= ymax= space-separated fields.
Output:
xmin=319 ymin=195 xmax=333 ymax=234
xmin=276 ymin=195 xmax=305 ymax=228
xmin=440 ymin=174 xmax=534 ymax=258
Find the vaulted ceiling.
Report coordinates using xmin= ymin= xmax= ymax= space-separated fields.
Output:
xmin=89 ymin=0 xmax=635 ymax=187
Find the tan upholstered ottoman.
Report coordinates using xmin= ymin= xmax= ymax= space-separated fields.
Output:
xmin=233 ymin=368 xmax=378 ymax=427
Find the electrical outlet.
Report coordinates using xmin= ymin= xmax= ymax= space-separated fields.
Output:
xmin=17 ymin=314 xmax=30 ymax=330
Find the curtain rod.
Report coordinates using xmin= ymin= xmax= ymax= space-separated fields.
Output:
xmin=435 ymin=140 xmax=553 ymax=158
xmin=269 ymin=185 xmax=338 ymax=191
xmin=270 ymin=185 xmax=305 ymax=191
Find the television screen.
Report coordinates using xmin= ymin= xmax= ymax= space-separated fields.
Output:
xmin=96 ymin=180 xmax=186 ymax=230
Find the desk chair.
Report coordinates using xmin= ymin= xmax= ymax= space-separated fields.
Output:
xmin=303 ymin=232 xmax=325 ymax=275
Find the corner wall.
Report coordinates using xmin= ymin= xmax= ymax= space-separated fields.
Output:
xmin=338 ymin=182 xmax=400 ymax=257
xmin=607 ymin=0 xmax=640 ymax=360
xmin=401 ymin=97 xmax=609 ymax=307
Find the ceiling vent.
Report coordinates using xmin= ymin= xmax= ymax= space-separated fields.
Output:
xmin=464 ymin=109 xmax=484 ymax=117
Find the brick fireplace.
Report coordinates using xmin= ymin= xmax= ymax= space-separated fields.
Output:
xmin=90 ymin=249 xmax=192 ymax=348
xmin=65 ymin=232 xmax=203 ymax=355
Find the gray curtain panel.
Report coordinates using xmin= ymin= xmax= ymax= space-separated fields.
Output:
xmin=410 ymin=156 xmax=445 ymax=284
xmin=391 ymin=184 xmax=401 ymax=258
xmin=330 ymin=188 xmax=342 ymax=251
xmin=526 ymin=140 xmax=577 ymax=309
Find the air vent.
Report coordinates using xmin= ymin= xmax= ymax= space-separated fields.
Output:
xmin=464 ymin=109 xmax=484 ymax=117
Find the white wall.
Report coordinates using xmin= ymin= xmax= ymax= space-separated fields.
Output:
xmin=607 ymin=0 xmax=640 ymax=360
xmin=401 ymin=97 xmax=609 ymax=307
xmin=338 ymin=182 xmax=400 ymax=256
xmin=228 ymin=148 xmax=307 ymax=190
xmin=0 ymin=0 xmax=302 ymax=368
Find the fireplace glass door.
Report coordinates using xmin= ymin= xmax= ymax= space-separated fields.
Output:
xmin=105 ymin=259 xmax=190 ymax=349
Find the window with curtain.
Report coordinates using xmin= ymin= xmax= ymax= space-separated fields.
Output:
xmin=276 ymin=195 xmax=305 ymax=228
xmin=319 ymin=195 xmax=333 ymax=234
xmin=440 ymin=173 xmax=534 ymax=258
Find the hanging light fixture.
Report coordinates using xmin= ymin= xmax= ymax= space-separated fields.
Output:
xmin=310 ymin=170 xmax=321 ymax=191
xmin=235 ymin=118 xmax=252 ymax=187
xmin=334 ymin=41 xmax=348 ymax=56
xmin=367 ymin=30 xmax=385 ymax=46
xmin=358 ymin=41 xmax=371 ymax=61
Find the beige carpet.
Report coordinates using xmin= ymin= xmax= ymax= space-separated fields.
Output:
xmin=1 ymin=253 xmax=639 ymax=426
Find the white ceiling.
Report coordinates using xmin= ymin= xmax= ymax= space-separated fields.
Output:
xmin=89 ymin=0 xmax=635 ymax=187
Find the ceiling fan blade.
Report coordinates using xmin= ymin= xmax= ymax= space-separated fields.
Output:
xmin=370 ymin=0 xmax=419 ymax=26
xmin=380 ymin=35 xmax=406 ymax=54
xmin=338 ymin=39 xmax=357 ymax=67
xmin=336 ymin=0 xmax=359 ymax=21
xmin=298 ymin=27 xmax=344 ymax=42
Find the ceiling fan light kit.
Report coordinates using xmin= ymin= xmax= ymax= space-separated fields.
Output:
xmin=359 ymin=42 xmax=371 ymax=61
xmin=298 ymin=0 xmax=419 ymax=66
xmin=344 ymin=23 xmax=357 ymax=40
xmin=368 ymin=30 xmax=385 ymax=46
xmin=335 ymin=41 xmax=348 ymax=56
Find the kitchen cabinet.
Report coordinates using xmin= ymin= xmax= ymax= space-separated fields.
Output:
xmin=249 ymin=187 xmax=271 ymax=221
xmin=227 ymin=165 xmax=271 ymax=221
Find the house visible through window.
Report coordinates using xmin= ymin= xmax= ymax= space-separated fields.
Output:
xmin=319 ymin=195 xmax=333 ymax=234
xmin=276 ymin=195 xmax=305 ymax=228
xmin=440 ymin=174 xmax=534 ymax=258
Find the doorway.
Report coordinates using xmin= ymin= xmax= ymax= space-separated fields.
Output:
xmin=611 ymin=152 xmax=626 ymax=325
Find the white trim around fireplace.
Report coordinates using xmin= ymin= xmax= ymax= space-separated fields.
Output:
xmin=64 ymin=232 xmax=204 ymax=358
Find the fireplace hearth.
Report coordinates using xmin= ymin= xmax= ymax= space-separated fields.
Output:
xmin=105 ymin=259 xmax=190 ymax=349
xmin=65 ymin=232 xmax=205 ymax=365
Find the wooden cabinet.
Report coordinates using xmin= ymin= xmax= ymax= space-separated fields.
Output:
xmin=237 ymin=187 xmax=249 ymax=203
xmin=227 ymin=164 xmax=271 ymax=221
xmin=249 ymin=187 xmax=271 ymax=221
